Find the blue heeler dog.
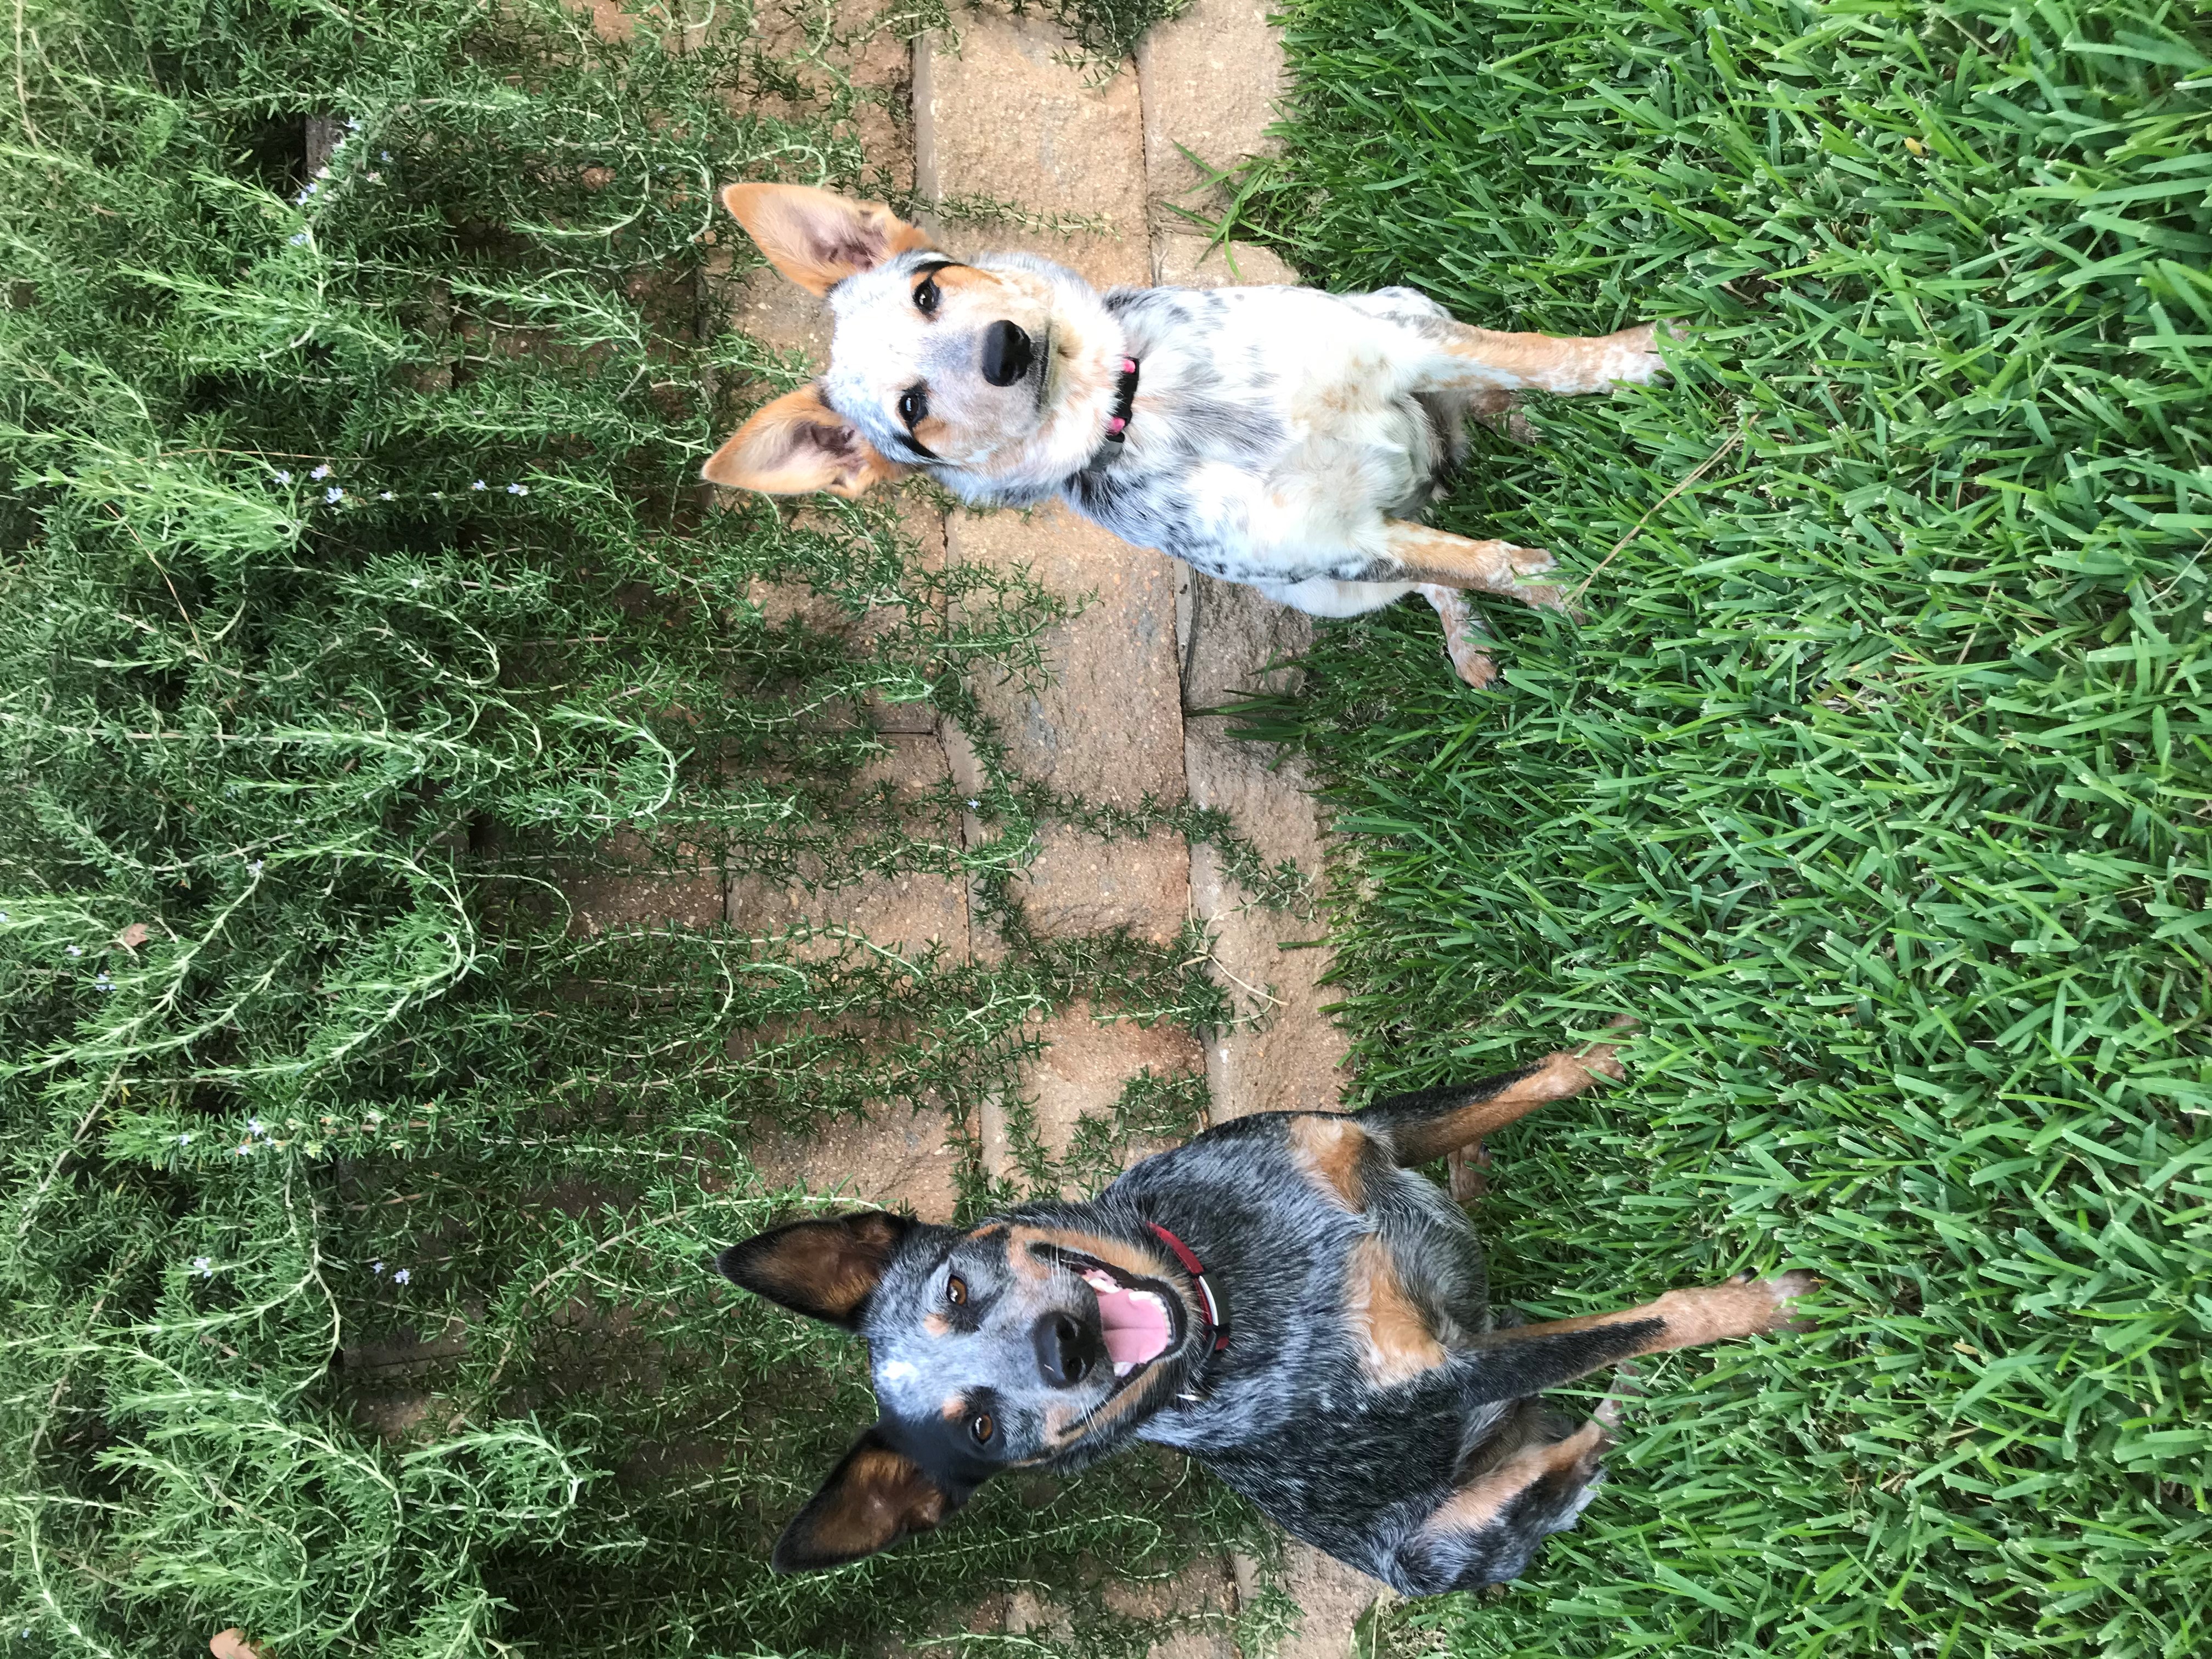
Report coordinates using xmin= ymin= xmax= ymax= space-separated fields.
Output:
xmin=702 ymin=184 xmax=1680 ymax=687
xmin=715 ymin=1026 xmax=1816 ymax=1592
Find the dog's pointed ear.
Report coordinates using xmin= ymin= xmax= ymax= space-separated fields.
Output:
xmin=716 ymin=1210 xmax=915 ymax=1329
xmin=702 ymin=383 xmax=907 ymax=499
xmin=771 ymin=1425 xmax=975 ymax=1573
xmin=721 ymin=182 xmax=935 ymax=295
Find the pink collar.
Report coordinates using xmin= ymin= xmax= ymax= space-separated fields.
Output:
xmin=1102 ymin=356 xmax=1140 ymax=443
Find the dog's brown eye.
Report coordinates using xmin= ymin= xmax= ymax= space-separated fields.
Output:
xmin=970 ymin=1412 xmax=992 ymax=1443
xmin=914 ymin=275 xmax=940 ymax=316
xmin=946 ymin=1274 xmax=967 ymax=1306
xmin=898 ymin=387 xmax=927 ymax=427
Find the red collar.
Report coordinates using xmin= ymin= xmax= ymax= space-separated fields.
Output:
xmin=1147 ymin=1220 xmax=1228 ymax=1353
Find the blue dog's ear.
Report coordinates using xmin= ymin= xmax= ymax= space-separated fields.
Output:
xmin=771 ymin=1424 xmax=975 ymax=1573
xmin=716 ymin=1211 xmax=914 ymax=1329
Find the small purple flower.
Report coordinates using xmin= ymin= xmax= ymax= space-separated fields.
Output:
xmin=193 ymin=1256 xmax=213 ymax=1278
xmin=371 ymin=1261 xmax=384 ymax=1276
xmin=311 ymin=465 xmax=331 ymax=479
xmin=391 ymin=1268 xmax=411 ymax=1285
xmin=506 ymin=483 xmax=528 ymax=495
xmin=94 ymin=972 xmax=112 ymax=991
xmin=247 ymin=1119 xmax=266 ymax=1136
xmin=346 ymin=118 xmax=362 ymax=132
xmin=178 ymin=1132 xmax=193 ymax=1144
xmin=65 ymin=945 xmax=82 ymax=957
xmin=471 ymin=479 xmax=487 ymax=492
xmin=274 ymin=470 xmax=294 ymax=484
xmin=325 ymin=487 xmax=343 ymax=504
xmin=247 ymin=860 xmax=264 ymax=874
xmin=379 ymin=490 xmax=394 ymax=501
xmin=288 ymin=233 xmax=308 ymax=247
xmin=380 ymin=150 xmax=392 ymax=162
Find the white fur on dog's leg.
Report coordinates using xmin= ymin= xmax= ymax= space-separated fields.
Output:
xmin=1593 ymin=1361 xmax=1642 ymax=1431
xmin=1418 ymin=584 xmax=1497 ymax=687
xmin=1601 ymin=321 xmax=1681 ymax=387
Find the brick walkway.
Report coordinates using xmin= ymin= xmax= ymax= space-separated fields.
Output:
xmin=579 ymin=1 xmax=1383 ymax=1646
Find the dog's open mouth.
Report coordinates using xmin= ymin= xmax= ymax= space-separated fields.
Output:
xmin=1058 ymin=1249 xmax=1182 ymax=1380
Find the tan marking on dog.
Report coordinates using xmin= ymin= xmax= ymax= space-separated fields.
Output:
xmin=805 ymin=1443 xmax=949 ymax=1559
xmin=927 ymin=263 xmax=1009 ymax=300
xmin=922 ymin=1312 xmax=952 ymax=1339
xmin=703 ymin=383 xmax=907 ymax=500
xmin=1469 ymin=1273 xmax=1815 ymax=1368
xmin=940 ymin=1395 xmax=965 ymax=1421
xmin=1380 ymin=522 xmax=1568 ymax=614
xmin=1414 ymin=1418 xmax=1607 ymax=1542
xmin=1430 ymin=320 xmax=1661 ymax=396
xmin=721 ymin=182 xmax=933 ymax=296
xmin=1006 ymin=1223 xmax=1177 ymax=1294
xmin=1051 ymin=1365 xmax=1172 ymax=1451
xmin=1383 ymin=1035 xmax=1633 ymax=1164
xmin=1289 ymin=1114 xmax=1370 ymax=1211
xmin=912 ymin=413 xmax=951 ymax=455
xmin=1346 ymin=1235 xmax=1447 ymax=1386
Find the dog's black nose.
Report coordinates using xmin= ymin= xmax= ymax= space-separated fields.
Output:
xmin=981 ymin=320 xmax=1033 ymax=387
xmin=1034 ymin=1311 xmax=1097 ymax=1387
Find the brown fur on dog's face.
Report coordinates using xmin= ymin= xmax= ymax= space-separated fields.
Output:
xmin=704 ymin=183 xmax=1128 ymax=499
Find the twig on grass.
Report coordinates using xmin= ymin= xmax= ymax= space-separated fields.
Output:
xmin=1568 ymin=419 xmax=1754 ymax=607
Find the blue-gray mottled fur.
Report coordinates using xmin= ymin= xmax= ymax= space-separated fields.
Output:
xmin=726 ymin=1063 xmax=1672 ymax=1596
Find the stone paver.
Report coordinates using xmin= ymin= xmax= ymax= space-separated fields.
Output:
xmin=1135 ymin=0 xmax=1285 ymax=228
xmin=1154 ymin=232 xmax=1299 ymax=290
xmin=693 ymin=3 xmax=1367 ymax=1649
xmin=726 ymin=733 xmax=970 ymax=960
xmin=564 ymin=830 xmax=726 ymax=935
xmin=745 ymin=1105 xmax=966 ymax=1219
xmin=916 ymin=9 xmax=1150 ymax=284
xmin=1237 ymin=1545 xmax=1385 ymax=1659
xmin=948 ymin=501 xmax=1189 ymax=948
xmin=979 ymin=999 xmax=1205 ymax=1191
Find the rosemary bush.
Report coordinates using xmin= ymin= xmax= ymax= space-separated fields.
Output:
xmin=0 ymin=2 xmax=1256 ymax=1654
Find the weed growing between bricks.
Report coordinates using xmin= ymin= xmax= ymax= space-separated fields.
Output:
xmin=0 ymin=0 xmax=1279 ymax=1652
xmin=1228 ymin=0 xmax=2212 ymax=1653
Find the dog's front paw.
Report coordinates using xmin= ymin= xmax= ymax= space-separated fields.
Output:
xmin=1600 ymin=322 xmax=1677 ymax=386
xmin=1500 ymin=545 xmax=1573 ymax=615
xmin=1739 ymin=1269 xmax=1819 ymax=1332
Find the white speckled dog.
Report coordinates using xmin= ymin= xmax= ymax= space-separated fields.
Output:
xmin=705 ymin=183 xmax=1675 ymax=685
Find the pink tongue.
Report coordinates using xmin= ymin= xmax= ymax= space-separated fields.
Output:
xmin=1098 ymin=1287 xmax=1171 ymax=1366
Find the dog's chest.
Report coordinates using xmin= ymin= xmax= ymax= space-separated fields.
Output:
xmin=1072 ymin=287 xmax=1451 ymax=575
xmin=1114 ymin=1120 xmax=1486 ymax=1454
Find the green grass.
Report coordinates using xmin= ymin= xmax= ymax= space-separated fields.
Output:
xmin=0 ymin=2 xmax=1268 ymax=1654
xmin=1229 ymin=0 xmax=2212 ymax=1654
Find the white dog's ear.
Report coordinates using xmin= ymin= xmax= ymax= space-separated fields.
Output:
xmin=702 ymin=383 xmax=907 ymax=499
xmin=721 ymin=182 xmax=935 ymax=295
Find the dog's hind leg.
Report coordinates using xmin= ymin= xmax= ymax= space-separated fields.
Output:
xmin=1353 ymin=1017 xmax=1633 ymax=1166
xmin=1392 ymin=1412 xmax=1611 ymax=1593
xmin=1393 ymin=1362 xmax=1645 ymax=1593
xmin=1406 ymin=319 xmax=1672 ymax=396
xmin=1414 ymin=584 xmax=1498 ymax=688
